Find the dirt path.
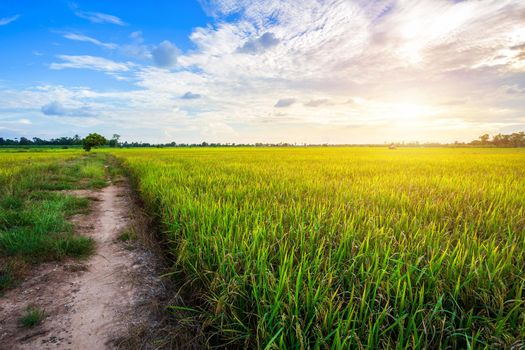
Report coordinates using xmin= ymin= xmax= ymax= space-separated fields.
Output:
xmin=0 ymin=182 xmax=165 ymax=349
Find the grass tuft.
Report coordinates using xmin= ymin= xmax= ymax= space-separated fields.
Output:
xmin=117 ymin=228 xmax=134 ymax=242
xmin=0 ymin=269 xmax=14 ymax=291
xmin=20 ymin=306 xmax=45 ymax=327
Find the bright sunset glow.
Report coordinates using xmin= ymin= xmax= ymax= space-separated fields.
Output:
xmin=1 ymin=0 xmax=524 ymax=143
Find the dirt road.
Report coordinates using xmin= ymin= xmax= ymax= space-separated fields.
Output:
xmin=0 ymin=183 xmax=164 ymax=349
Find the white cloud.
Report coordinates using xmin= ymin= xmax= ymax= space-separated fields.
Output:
xmin=62 ymin=33 xmax=117 ymax=49
xmin=237 ymin=32 xmax=280 ymax=53
xmin=50 ymin=55 xmax=131 ymax=72
xmin=4 ymin=0 xmax=525 ymax=143
xmin=74 ymin=11 xmax=126 ymax=26
xmin=166 ymin=0 xmax=525 ymax=142
xmin=0 ymin=14 xmax=20 ymax=26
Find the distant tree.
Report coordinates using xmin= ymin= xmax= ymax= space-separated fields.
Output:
xmin=82 ymin=133 xmax=107 ymax=152
xmin=509 ymin=131 xmax=525 ymax=147
xmin=108 ymin=134 xmax=121 ymax=148
xmin=492 ymin=133 xmax=510 ymax=147
xmin=19 ymin=137 xmax=33 ymax=145
xmin=479 ymin=133 xmax=490 ymax=145
xmin=32 ymin=137 xmax=45 ymax=145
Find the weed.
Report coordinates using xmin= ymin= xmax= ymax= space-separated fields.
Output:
xmin=0 ymin=269 xmax=14 ymax=291
xmin=20 ymin=306 xmax=45 ymax=327
xmin=117 ymin=228 xmax=134 ymax=242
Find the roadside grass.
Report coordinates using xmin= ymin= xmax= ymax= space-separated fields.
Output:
xmin=0 ymin=269 xmax=14 ymax=290
xmin=20 ymin=306 xmax=45 ymax=327
xmin=104 ymin=154 xmax=127 ymax=183
xmin=117 ymin=227 xmax=135 ymax=242
xmin=0 ymin=152 xmax=108 ymax=293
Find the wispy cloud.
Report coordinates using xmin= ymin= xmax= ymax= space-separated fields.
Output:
xmin=122 ymin=31 xmax=152 ymax=60
xmin=50 ymin=55 xmax=130 ymax=72
xmin=4 ymin=0 xmax=525 ymax=143
xmin=62 ymin=33 xmax=117 ymax=49
xmin=274 ymin=98 xmax=296 ymax=108
xmin=304 ymin=99 xmax=329 ymax=107
xmin=74 ymin=10 xmax=126 ymax=26
xmin=0 ymin=14 xmax=20 ymax=26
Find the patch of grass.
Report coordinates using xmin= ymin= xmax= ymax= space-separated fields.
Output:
xmin=117 ymin=228 xmax=134 ymax=242
xmin=0 ymin=151 xmax=108 ymax=292
xmin=87 ymin=178 xmax=108 ymax=188
xmin=20 ymin=306 xmax=45 ymax=327
xmin=109 ymin=161 xmax=125 ymax=178
xmin=80 ymin=162 xmax=106 ymax=179
xmin=0 ymin=230 xmax=94 ymax=262
xmin=117 ymin=227 xmax=139 ymax=251
xmin=0 ymin=268 xmax=14 ymax=291
xmin=0 ymin=195 xmax=93 ymax=262
xmin=18 ymin=153 xmax=109 ymax=191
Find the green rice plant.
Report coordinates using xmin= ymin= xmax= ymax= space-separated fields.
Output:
xmin=112 ymin=147 xmax=525 ymax=349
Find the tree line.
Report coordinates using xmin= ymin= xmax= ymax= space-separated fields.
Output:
xmin=0 ymin=135 xmax=83 ymax=146
xmin=1 ymin=131 xmax=524 ymax=148
xmin=470 ymin=132 xmax=525 ymax=147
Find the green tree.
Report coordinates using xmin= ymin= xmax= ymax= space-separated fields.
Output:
xmin=82 ymin=133 xmax=107 ymax=152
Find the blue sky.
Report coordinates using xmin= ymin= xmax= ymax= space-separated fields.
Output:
xmin=1 ymin=0 xmax=525 ymax=143
xmin=0 ymin=1 xmax=208 ymax=89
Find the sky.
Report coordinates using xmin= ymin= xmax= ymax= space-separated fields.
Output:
xmin=1 ymin=0 xmax=525 ymax=144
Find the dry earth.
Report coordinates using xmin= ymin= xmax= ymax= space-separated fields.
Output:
xmin=0 ymin=181 xmax=166 ymax=349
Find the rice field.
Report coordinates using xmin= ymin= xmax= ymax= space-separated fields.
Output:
xmin=110 ymin=147 xmax=525 ymax=349
xmin=0 ymin=149 xmax=79 ymax=185
xmin=2 ymin=147 xmax=524 ymax=348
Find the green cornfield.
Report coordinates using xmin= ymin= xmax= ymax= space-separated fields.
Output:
xmin=111 ymin=147 xmax=525 ymax=349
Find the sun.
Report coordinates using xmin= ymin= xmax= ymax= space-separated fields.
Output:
xmin=389 ymin=102 xmax=438 ymax=125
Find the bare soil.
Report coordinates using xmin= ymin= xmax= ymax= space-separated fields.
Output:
xmin=0 ymin=182 xmax=166 ymax=349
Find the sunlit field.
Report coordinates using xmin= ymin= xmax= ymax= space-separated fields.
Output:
xmin=0 ymin=149 xmax=79 ymax=185
xmin=111 ymin=147 xmax=525 ymax=348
